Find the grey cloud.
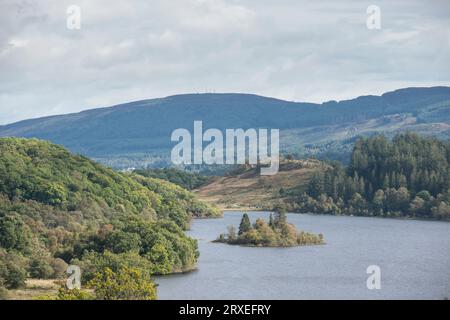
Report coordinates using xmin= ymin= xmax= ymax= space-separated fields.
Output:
xmin=0 ymin=0 xmax=449 ymax=124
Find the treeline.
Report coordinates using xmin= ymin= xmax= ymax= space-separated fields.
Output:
xmin=134 ymin=167 xmax=212 ymax=190
xmin=0 ymin=138 xmax=219 ymax=299
xmin=292 ymin=133 xmax=450 ymax=219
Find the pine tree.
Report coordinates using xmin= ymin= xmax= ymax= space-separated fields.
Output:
xmin=238 ymin=213 xmax=251 ymax=235
xmin=383 ymin=174 xmax=390 ymax=190
xmin=273 ymin=203 xmax=287 ymax=226
xmin=269 ymin=213 xmax=274 ymax=228
xmin=398 ymin=174 xmax=407 ymax=188
xmin=307 ymin=173 xmax=324 ymax=198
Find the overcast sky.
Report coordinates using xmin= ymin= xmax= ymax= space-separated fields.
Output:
xmin=0 ymin=0 xmax=449 ymax=125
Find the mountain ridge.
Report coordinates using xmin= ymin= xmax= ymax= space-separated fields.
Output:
xmin=1 ymin=86 xmax=449 ymax=168
xmin=3 ymin=86 xmax=450 ymax=128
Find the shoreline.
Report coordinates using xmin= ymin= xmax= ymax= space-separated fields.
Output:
xmin=211 ymin=240 xmax=326 ymax=248
xmin=218 ymin=208 xmax=450 ymax=223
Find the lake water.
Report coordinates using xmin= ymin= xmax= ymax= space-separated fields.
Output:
xmin=156 ymin=211 xmax=450 ymax=300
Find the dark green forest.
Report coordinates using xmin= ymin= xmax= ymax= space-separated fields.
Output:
xmin=293 ymin=133 xmax=450 ymax=219
xmin=0 ymin=138 xmax=220 ymax=298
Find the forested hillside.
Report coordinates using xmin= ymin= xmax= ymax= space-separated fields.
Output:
xmin=134 ymin=168 xmax=212 ymax=190
xmin=0 ymin=138 xmax=220 ymax=299
xmin=196 ymin=133 xmax=450 ymax=220
xmin=295 ymin=133 xmax=450 ymax=219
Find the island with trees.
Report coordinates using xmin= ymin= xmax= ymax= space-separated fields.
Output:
xmin=215 ymin=207 xmax=325 ymax=247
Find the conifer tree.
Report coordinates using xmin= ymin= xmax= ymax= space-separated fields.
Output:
xmin=238 ymin=213 xmax=252 ymax=235
xmin=269 ymin=213 xmax=274 ymax=228
xmin=273 ymin=203 xmax=287 ymax=226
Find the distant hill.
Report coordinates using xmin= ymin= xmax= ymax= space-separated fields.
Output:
xmin=1 ymin=87 xmax=449 ymax=168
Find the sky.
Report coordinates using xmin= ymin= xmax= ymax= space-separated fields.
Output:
xmin=0 ymin=0 xmax=449 ymax=125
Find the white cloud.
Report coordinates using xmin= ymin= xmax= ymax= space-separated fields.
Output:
xmin=0 ymin=0 xmax=449 ymax=124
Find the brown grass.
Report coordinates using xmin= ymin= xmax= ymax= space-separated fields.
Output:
xmin=7 ymin=279 xmax=60 ymax=300
xmin=195 ymin=160 xmax=323 ymax=210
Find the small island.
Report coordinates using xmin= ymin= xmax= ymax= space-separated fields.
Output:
xmin=215 ymin=206 xmax=325 ymax=247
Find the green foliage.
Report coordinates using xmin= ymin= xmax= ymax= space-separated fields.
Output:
xmin=134 ymin=168 xmax=212 ymax=190
xmin=273 ymin=203 xmax=287 ymax=226
xmin=104 ymin=231 xmax=142 ymax=254
xmin=88 ymin=267 xmax=157 ymax=300
xmin=431 ymin=200 xmax=450 ymax=220
xmin=50 ymin=258 xmax=68 ymax=279
xmin=298 ymin=231 xmax=324 ymax=246
xmin=0 ymin=138 xmax=155 ymax=216
xmin=0 ymin=249 xmax=28 ymax=289
xmin=238 ymin=213 xmax=252 ymax=235
xmin=294 ymin=133 xmax=450 ymax=219
xmin=268 ymin=213 xmax=274 ymax=228
xmin=29 ymin=257 xmax=54 ymax=279
xmin=74 ymin=251 xmax=153 ymax=284
xmin=55 ymin=287 xmax=95 ymax=300
xmin=0 ymin=211 xmax=31 ymax=252
xmin=0 ymin=138 xmax=219 ymax=230
xmin=134 ymin=175 xmax=221 ymax=228
xmin=307 ymin=173 xmax=324 ymax=198
xmin=41 ymin=266 xmax=157 ymax=301
xmin=216 ymin=214 xmax=324 ymax=247
xmin=0 ymin=138 xmax=217 ymax=298
xmin=73 ymin=217 xmax=199 ymax=281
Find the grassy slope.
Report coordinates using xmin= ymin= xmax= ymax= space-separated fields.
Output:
xmin=195 ymin=160 xmax=324 ymax=210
